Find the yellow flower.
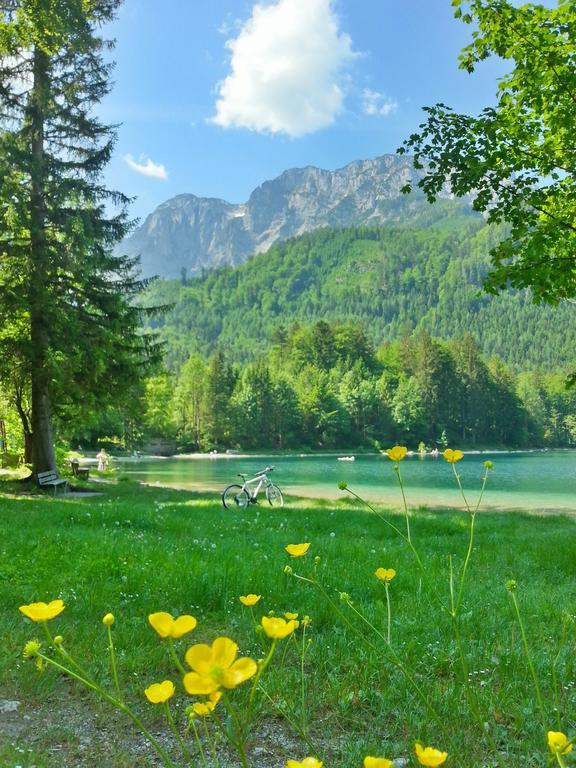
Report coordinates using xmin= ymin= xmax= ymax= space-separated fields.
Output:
xmin=239 ymin=594 xmax=261 ymax=606
xmin=547 ymin=731 xmax=572 ymax=755
xmin=386 ymin=446 xmax=407 ymax=462
xmin=284 ymin=612 xmax=299 ymax=620
xmin=183 ymin=637 xmax=257 ymax=695
xmin=261 ymin=616 xmax=299 ymax=640
xmin=19 ymin=600 xmax=65 ymax=622
xmin=102 ymin=613 xmax=115 ymax=627
xmin=364 ymin=758 xmax=394 ymax=768
xmin=375 ymin=568 xmax=396 ymax=583
xmin=285 ymin=543 xmax=310 ymax=558
xmin=192 ymin=691 xmax=222 ymax=717
xmin=443 ymin=448 xmax=464 ymax=464
xmin=286 ymin=758 xmax=323 ymax=768
xmin=148 ymin=612 xmax=197 ymax=639
xmin=23 ymin=640 xmax=41 ymax=658
xmin=144 ymin=680 xmax=175 ymax=704
xmin=415 ymin=743 xmax=448 ymax=767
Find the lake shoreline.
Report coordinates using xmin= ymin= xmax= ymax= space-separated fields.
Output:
xmin=140 ymin=479 xmax=576 ymax=517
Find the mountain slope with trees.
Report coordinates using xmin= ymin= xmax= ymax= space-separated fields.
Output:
xmin=143 ymin=223 xmax=576 ymax=372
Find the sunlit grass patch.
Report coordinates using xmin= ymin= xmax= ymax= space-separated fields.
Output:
xmin=1 ymin=474 xmax=575 ymax=766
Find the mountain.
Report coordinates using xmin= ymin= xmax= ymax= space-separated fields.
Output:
xmin=122 ymin=155 xmax=478 ymax=278
xmin=143 ymin=224 xmax=576 ymax=372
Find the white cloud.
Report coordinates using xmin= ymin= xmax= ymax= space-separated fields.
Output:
xmin=124 ymin=154 xmax=168 ymax=180
xmin=212 ymin=0 xmax=357 ymax=138
xmin=362 ymin=89 xmax=398 ymax=117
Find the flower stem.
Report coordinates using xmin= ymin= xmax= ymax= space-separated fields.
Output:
xmin=167 ymin=638 xmax=186 ymax=676
xmin=107 ymin=624 xmax=122 ymax=702
xmin=165 ymin=701 xmax=192 ymax=764
xmin=300 ymin=624 xmax=308 ymax=734
xmin=258 ymin=683 xmax=319 ymax=754
xmin=37 ymin=652 xmax=176 ymax=768
xmin=394 ymin=463 xmax=411 ymax=543
xmin=204 ymin=716 xmax=221 ymax=767
xmin=221 ymin=692 xmax=250 ymax=768
xmin=188 ymin=716 xmax=208 ymax=768
xmin=249 ymin=639 xmax=277 ymax=712
xmin=384 ymin=582 xmax=391 ymax=645
xmin=509 ymin=590 xmax=546 ymax=725
xmin=343 ymin=487 xmax=445 ymax=608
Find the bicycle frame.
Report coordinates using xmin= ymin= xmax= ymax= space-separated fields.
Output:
xmin=242 ymin=473 xmax=271 ymax=500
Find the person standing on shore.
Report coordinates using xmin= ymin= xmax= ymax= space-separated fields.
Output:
xmin=97 ymin=448 xmax=108 ymax=472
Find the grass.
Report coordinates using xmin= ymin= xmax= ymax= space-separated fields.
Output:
xmin=0 ymin=475 xmax=575 ymax=767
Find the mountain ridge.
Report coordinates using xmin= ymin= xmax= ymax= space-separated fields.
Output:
xmin=122 ymin=154 xmax=478 ymax=278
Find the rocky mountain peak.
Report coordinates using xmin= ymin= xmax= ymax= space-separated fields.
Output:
xmin=121 ymin=154 xmax=473 ymax=279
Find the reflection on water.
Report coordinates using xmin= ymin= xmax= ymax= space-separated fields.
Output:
xmin=114 ymin=451 xmax=576 ymax=512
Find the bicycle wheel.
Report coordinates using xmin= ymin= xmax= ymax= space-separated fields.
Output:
xmin=222 ymin=484 xmax=250 ymax=510
xmin=266 ymin=483 xmax=284 ymax=507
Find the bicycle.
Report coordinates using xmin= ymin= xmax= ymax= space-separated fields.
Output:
xmin=222 ymin=465 xmax=284 ymax=509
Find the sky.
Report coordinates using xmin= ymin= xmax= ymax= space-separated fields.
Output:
xmin=100 ymin=0 xmax=506 ymax=220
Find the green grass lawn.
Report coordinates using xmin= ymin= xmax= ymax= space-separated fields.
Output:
xmin=0 ymin=478 xmax=574 ymax=767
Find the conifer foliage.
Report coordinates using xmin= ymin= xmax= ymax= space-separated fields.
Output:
xmin=0 ymin=0 xmax=160 ymax=472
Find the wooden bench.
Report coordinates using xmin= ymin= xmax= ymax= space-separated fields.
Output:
xmin=69 ymin=459 xmax=90 ymax=480
xmin=37 ymin=470 xmax=69 ymax=495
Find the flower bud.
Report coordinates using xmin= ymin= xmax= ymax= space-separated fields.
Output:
xmin=506 ymin=580 xmax=517 ymax=592
xmin=314 ymin=556 xmax=321 ymax=566
xmin=483 ymin=460 xmax=494 ymax=470
xmin=54 ymin=635 xmax=64 ymax=646
xmin=23 ymin=640 xmax=41 ymax=658
xmin=283 ymin=565 xmax=293 ymax=575
xmin=338 ymin=481 xmax=348 ymax=490
xmin=339 ymin=591 xmax=351 ymax=603
xmin=102 ymin=613 xmax=115 ymax=627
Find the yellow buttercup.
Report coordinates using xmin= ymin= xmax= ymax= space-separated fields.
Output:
xmin=144 ymin=680 xmax=175 ymax=704
xmin=19 ymin=600 xmax=65 ymax=622
xmin=547 ymin=731 xmax=572 ymax=755
xmin=415 ymin=743 xmax=448 ymax=766
xmin=375 ymin=568 xmax=396 ymax=583
xmin=364 ymin=758 xmax=394 ymax=768
xmin=183 ymin=637 xmax=257 ymax=695
xmin=386 ymin=446 xmax=407 ymax=462
xmin=239 ymin=594 xmax=261 ymax=606
xmin=443 ymin=448 xmax=464 ymax=464
xmin=148 ymin=612 xmax=197 ymax=639
xmin=192 ymin=691 xmax=222 ymax=717
xmin=285 ymin=543 xmax=310 ymax=557
xmin=261 ymin=616 xmax=299 ymax=639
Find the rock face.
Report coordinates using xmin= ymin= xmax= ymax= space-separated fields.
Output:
xmin=121 ymin=154 xmax=472 ymax=279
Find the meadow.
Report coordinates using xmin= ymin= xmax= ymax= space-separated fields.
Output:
xmin=0 ymin=471 xmax=574 ymax=767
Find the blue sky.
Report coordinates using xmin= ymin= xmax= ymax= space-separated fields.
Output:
xmin=101 ymin=0 xmax=505 ymax=220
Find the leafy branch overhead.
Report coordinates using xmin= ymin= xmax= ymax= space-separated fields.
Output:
xmin=399 ymin=0 xmax=576 ymax=303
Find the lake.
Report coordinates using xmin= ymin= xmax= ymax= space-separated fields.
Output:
xmin=113 ymin=450 xmax=576 ymax=513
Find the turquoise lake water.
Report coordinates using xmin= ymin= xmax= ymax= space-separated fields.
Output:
xmin=113 ymin=451 xmax=576 ymax=512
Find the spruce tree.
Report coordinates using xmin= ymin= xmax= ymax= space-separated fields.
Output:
xmin=0 ymin=0 xmax=160 ymax=472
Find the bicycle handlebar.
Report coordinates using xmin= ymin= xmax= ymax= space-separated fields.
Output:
xmin=238 ymin=466 xmax=274 ymax=478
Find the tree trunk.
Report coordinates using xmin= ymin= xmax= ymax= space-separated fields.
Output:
xmin=13 ymin=385 xmax=33 ymax=464
xmin=28 ymin=45 xmax=57 ymax=475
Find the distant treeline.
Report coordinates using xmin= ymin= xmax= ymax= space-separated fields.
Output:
xmin=129 ymin=323 xmax=575 ymax=451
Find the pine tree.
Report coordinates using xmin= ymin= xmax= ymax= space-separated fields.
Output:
xmin=0 ymin=1 xmax=160 ymax=472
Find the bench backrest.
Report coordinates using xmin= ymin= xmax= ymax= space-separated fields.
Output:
xmin=37 ymin=470 xmax=59 ymax=483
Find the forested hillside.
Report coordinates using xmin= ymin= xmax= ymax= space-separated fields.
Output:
xmin=143 ymin=223 xmax=576 ymax=371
